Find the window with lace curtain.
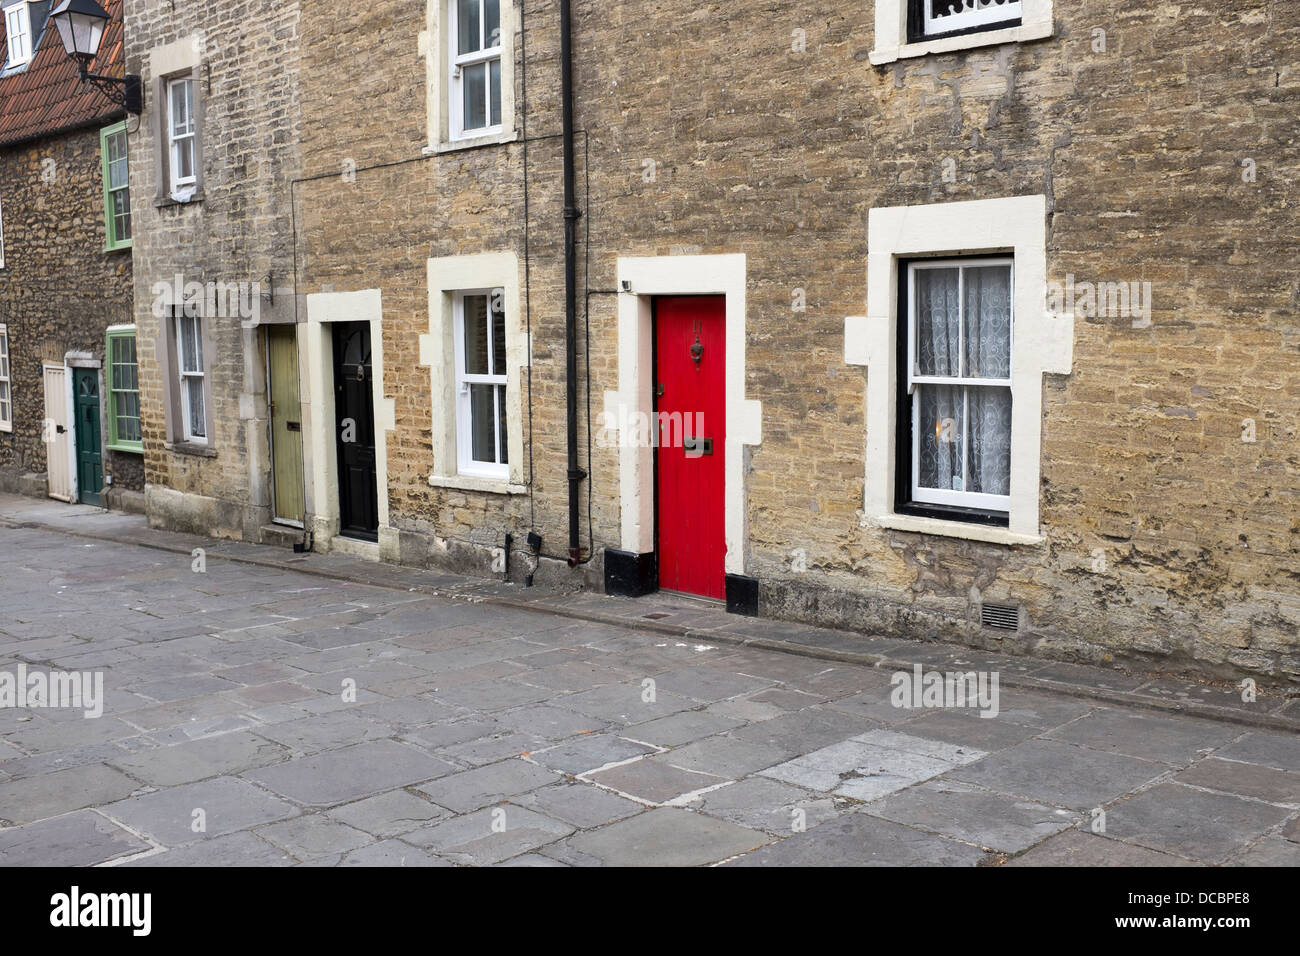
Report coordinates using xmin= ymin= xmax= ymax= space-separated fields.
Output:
xmin=898 ymin=257 xmax=1013 ymax=523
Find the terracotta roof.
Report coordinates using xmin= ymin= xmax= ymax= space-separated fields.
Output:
xmin=0 ymin=0 xmax=125 ymax=148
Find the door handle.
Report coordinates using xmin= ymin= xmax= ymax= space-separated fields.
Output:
xmin=683 ymin=436 xmax=713 ymax=457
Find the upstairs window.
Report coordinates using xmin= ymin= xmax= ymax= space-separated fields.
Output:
xmin=4 ymin=2 xmax=31 ymax=69
xmin=450 ymin=0 xmax=502 ymax=139
xmin=166 ymin=76 xmax=197 ymax=199
xmin=453 ymin=289 xmax=508 ymax=479
xmin=100 ymin=122 xmax=132 ymax=250
xmin=909 ymin=0 xmax=1023 ymax=42
xmin=898 ymin=258 xmax=1014 ymax=523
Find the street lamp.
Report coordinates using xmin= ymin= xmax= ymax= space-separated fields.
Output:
xmin=49 ymin=0 xmax=141 ymax=114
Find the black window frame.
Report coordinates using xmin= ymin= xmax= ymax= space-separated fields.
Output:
xmin=894 ymin=254 xmax=1012 ymax=529
xmin=906 ymin=0 xmax=1024 ymax=45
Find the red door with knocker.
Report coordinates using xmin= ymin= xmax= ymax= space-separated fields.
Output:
xmin=655 ymin=295 xmax=726 ymax=599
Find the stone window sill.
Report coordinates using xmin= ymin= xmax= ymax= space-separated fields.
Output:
xmin=165 ymin=441 xmax=216 ymax=458
xmin=424 ymin=130 xmax=519 ymax=156
xmin=428 ymin=473 xmax=527 ymax=495
xmin=872 ymin=513 xmax=1045 ymax=547
xmin=154 ymin=192 xmax=205 ymax=209
xmin=870 ymin=19 xmax=1054 ymax=66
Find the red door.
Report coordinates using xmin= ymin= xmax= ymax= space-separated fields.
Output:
xmin=655 ymin=296 xmax=726 ymax=599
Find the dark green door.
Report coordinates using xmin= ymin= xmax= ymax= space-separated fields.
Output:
xmin=74 ymin=368 xmax=103 ymax=506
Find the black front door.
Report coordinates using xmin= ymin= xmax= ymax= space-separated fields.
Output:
xmin=332 ymin=322 xmax=378 ymax=541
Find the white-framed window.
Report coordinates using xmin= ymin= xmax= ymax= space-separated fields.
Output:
xmin=915 ymin=0 xmax=1022 ymax=40
xmin=449 ymin=0 xmax=503 ymax=140
xmin=845 ymin=195 xmax=1072 ymax=545
xmin=905 ymin=258 xmax=1013 ymax=515
xmin=870 ymin=0 xmax=1051 ymax=65
xmin=175 ymin=312 xmax=206 ymax=443
xmin=453 ymin=289 xmax=508 ymax=479
xmin=0 ymin=323 xmax=11 ymax=432
xmin=4 ymin=2 xmax=32 ymax=69
xmin=166 ymin=76 xmax=197 ymax=196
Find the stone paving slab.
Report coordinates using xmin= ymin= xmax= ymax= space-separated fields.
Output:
xmin=862 ymin=780 xmax=1080 ymax=854
xmin=948 ymin=740 xmax=1171 ymax=811
xmin=0 ymin=809 xmax=150 ymax=866
xmin=559 ymin=807 xmax=770 ymax=866
xmin=1101 ymin=783 xmax=1293 ymax=864
xmin=728 ymin=813 xmax=987 ymax=867
xmin=246 ymin=741 xmax=458 ymax=807
xmin=101 ymin=775 xmax=297 ymax=845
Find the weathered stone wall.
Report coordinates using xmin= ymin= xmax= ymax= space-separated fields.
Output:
xmin=292 ymin=0 xmax=1297 ymax=684
xmin=125 ymin=0 xmax=301 ymax=538
xmin=0 ymin=128 xmax=141 ymax=495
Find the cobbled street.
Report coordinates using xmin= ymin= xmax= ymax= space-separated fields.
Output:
xmin=1 ymin=514 xmax=1297 ymax=867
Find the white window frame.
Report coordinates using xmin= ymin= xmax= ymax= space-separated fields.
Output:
xmin=166 ymin=76 xmax=197 ymax=196
xmin=452 ymin=289 xmax=509 ymax=480
xmin=421 ymin=252 xmax=526 ymax=494
xmin=870 ymin=0 xmax=1052 ymax=65
xmin=448 ymin=0 xmax=504 ymax=141
xmin=4 ymin=2 xmax=32 ymax=69
xmin=845 ymin=195 xmax=1073 ymax=545
xmin=906 ymin=258 xmax=1013 ymax=514
xmin=175 ymin=312 xmax=207 ymax=444
xmin=0 ymin=323 xmax=11 ymax=432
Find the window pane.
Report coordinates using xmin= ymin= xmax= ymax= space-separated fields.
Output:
xmin=917 ymin=384 xmax=964 ymax=492
xmin=489 ymin=57 xmax=502 ymax=127
xmin=967 ymin=387 xmax=1012 ymax=496
xmin=462 ymin=63 xmax=487 ymax=131
xmin=491 ymin=298 xmax=506 ymax=375
xmin=469 ymin=383 xmax=496 ymax=463
xmin=174 ymin=138 xmax=194 ymax=181
xmin=914 ymin=268 xmax=960 ymax=377
xmin=963 ymin=265 xmax=1011 ymax=379
xmin=458 ymin=0 xmax=481 ymax=54
xmin=170 ymin=81 xmax=190 ymax=135
xmin=114 ymin=191 xmax=132 ymax=241
xmin=180 ymin=316 xmax=202 ymax=372
xmin=496 ymin=383 xmax=508 ymax=465
xmin=186 ymin=377 xmax=206 ymax=437
xmin=462 ymin=295 xmax=489 ymax=374
xmin=485 ymin=0 xmax=500 ymax=47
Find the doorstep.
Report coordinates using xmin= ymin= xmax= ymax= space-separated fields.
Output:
xmin=0 ymin=491 xmax=1295 ymax=735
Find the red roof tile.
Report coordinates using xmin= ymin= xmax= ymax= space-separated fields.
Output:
xmin=0 ymin=0 xmax=125 ymax=147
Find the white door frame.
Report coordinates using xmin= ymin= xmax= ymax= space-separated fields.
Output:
xmin=604 ymin=254 xmax=762 ymax=576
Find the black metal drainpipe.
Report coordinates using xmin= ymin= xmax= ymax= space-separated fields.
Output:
xmin=560 ymin=0 xmax=586 ymax=567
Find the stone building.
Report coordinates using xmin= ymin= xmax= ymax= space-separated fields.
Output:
xmin=123 ymin=0 xmax=300 ymax=541
xmin=138 ymin=0 xmax=1300 ymax=687
xmin=0 ymin=0 xmax=141 ymax=509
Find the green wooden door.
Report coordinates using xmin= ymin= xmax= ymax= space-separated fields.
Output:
xmin=74 ymin=368 xmax=103 ymax=506
xmin=268 ymin=325 xmax=305 ymax=523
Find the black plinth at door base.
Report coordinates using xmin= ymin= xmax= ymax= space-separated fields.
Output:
xmin=725 ymin=573 xmax=760 ymax=616
xmin=604 ymin=549 xmax=658 ymax=598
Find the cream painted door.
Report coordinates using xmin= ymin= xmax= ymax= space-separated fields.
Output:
xmin=43 ymin=364 xmax=72 ymax=501
xmin=268 ymin=325 xmax=305 ymax=524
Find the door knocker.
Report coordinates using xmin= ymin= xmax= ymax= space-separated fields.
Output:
xmin=690 ymin=319 xmax=703 ymax=365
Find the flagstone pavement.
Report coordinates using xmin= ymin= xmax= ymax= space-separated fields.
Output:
xmin=0 ymin=497 xmax=1297 ymax=867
